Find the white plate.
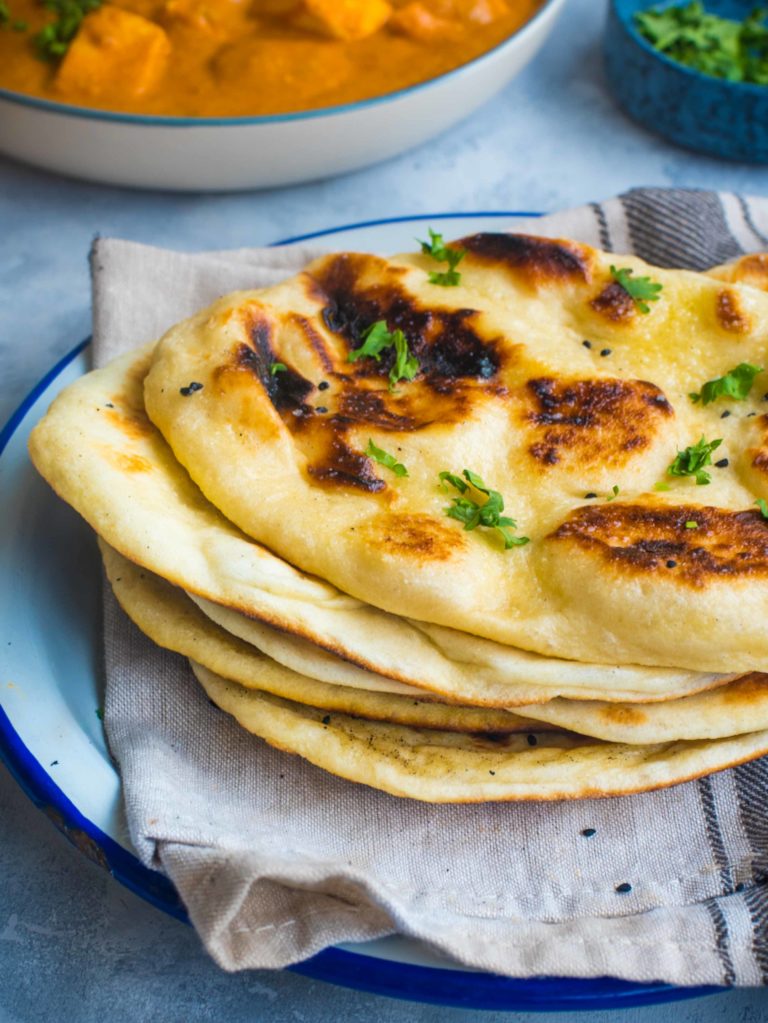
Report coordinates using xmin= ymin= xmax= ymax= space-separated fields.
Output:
xmin=0 ymin=213 xmax=718 ymax=1011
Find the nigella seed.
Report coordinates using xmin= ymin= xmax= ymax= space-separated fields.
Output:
xmin=721 ymin=410 xmax=731 ymax=418
xmin=318 ymin=380 xmax=330 ymax=391
xmin=526 ymin=734 xmax=538 ymax=747
xmin=715 ymin=458 xmax=729 ymax=468
xmin=615 ymin=882 xmax=632 ymax=894
xmin=666 ymin=559 xmax=677 ymax=569
xmin=600 ymin=348 xmax=612 ymax=357
xmin=489 ymin=770 xmax=496 ymax=776
xmin=584 ymin=492 xmax=598 ymax=499
xmin=582 ymin=340 xmax=592 ymax=349
xmin=747 ymin=412 xmax=757 ymax=417
xmin=581 ymin=828 xmax=596 ymax=838
xmin=104 ymin=402 xmax=114 ymax=408
xmin=180 ymin=381 xmax=203 ymax=396
xmin=321 ymin=715 xmax=331 ymax=725
xmin=315 ymin=406 xmax=328 ymax=414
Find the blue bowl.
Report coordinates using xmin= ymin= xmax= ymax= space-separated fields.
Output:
xmin=605 ymin=0 xmax=768 ymax=162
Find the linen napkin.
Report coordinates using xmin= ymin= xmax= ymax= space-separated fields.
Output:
xmin=98 ymin=188 xmax=768 ymax=985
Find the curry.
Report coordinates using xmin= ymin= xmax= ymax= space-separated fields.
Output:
xmin=0 ymin=0 xmax=542 ymax=117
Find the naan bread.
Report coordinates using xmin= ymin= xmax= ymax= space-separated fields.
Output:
xmin=144 ymin=237 xmax=768 ymax=671
xmin=101 ymin=540 xmax=538 ymax=733
xmin=30 ymin=346 xmax=730 ymax=704
xmin=193 ymin=663 xmax=768 ymax=802
xmin=104 ymin=540 xmax=768 ymax=745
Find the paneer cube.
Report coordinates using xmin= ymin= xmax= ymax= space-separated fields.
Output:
xmin=297 ymin=0 xmax=392 ymax=41
xmin=388 ymin=2 xmax=459 ymax=41
xmin=55 ymin=5 xmax=171 ymax=99
xmin=463 ymin=0 xmax=509 ymax=25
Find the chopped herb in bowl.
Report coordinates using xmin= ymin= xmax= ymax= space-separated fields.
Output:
xmin=635 ymin=2 xmax=768 ymax=85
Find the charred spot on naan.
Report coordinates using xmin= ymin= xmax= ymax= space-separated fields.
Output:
xmin=458 ymin=233 xmax=593 ymax=288
xmin=522 ymin=377 xmax=673 ymax=469
xmin=549 ymin=503 xmax=768 ymax=586
xmin=710 ymin=253 xmax=768 ymax=292
xmin=307 ymin=252 xmax=509 ymax=388
xmin=359 ymin=513 xmax=467 ymax=561
xmin=715 ymin=288 xmax=753 ymax=334
xmin=99 ymin=447 xmax=153 ymax=474
xmin=307 ymin=434 xmax=385 ymax=493
xmin=590 ymin=281 xmax=636 ymax=323
xmin=598 ymin=704 xmax=649 ymax=726
xmin=104 ymin=406 xmax=155 ymax=440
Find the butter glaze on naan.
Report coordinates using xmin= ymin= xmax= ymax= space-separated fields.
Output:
xmin=29 ymin=346 xmax=731 ymax=703
xmin=193 ymin=663 xmax=768 ymax=802
xmin=143 ymin=237 xmax=768 ymax=671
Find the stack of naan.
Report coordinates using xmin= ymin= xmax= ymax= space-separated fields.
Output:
xmin=29 ymin=238 xmax=768 ymax=801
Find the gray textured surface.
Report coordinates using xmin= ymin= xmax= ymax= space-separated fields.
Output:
xmin=2 ymin=0 xmax=768 ymax=1016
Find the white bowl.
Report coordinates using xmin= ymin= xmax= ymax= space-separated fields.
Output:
xmin=0 ymin=0 xmax=566 ymax=192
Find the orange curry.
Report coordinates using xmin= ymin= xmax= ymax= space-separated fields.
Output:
xmin=0 ymin=0 xmax=543 ymax=116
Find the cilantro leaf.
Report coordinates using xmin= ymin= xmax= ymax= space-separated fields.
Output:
xmin=0 ymin=3 xmax=9 ymax=25
xmin=756 ymin=498 xmax=768 ymax=519
xmin=347 ymin=320 xmax=419 ymax=390
xmin=440 ymin=469 xmax=529 ymax=550
xmin=635 ymin=3 xmax=768 ymax=86
xmin=606 ymin=485 xmax=620 ymax=501
xmin=347 ymin=320 xmax=393 ymax=363
xmin=366 ymin=439 xmax=408 ymax=478
xmin=685 ymin=520 xmax=699 ymax=529
xmin=667 ymin=436 xmax=723 ymax=485
xmin=689 ymin=362 xmax=762 ymax=405
xmin=270 ymin=362 xmax=287 ymax=375
xmin=35 ymin=0 xmax=102 ymax=60
xmin=610 ymin=265 xmax=663 ymax=313
xmin=418 ymin=229 xmax=465 ymax=288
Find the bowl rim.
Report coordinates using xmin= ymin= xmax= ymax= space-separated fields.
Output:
xmin=0 ymin=0 xmax=565 ymax=127
xmin=611 ymin=0 xmax=768 ymax=97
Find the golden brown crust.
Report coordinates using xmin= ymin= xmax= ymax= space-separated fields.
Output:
xmin=458 ymin=233 xmax=593 ymax=287
xmin=716 ymin=288 xmax=752 ymax=334
xmin=359 ymin=512 xmax=467 ymax=562
xmin=522 ymin=376 xmax=673 ymax=469
xmin=549 ymin=502 xmax=768 ymax=587
xmin=589 ymin=281 xmax=636 ymax=323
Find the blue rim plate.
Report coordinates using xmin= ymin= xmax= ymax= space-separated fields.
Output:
xmin=0 ymin=212 xmax=722 ymax=1012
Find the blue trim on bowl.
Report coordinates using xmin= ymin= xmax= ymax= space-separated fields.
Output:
xmin=0 ymin=0 xmax=563 ymax=127
xmin=0 ymin=214 xmax=724 ymax=1009
xmin=273 ymin=210 xmax=542 ymax=246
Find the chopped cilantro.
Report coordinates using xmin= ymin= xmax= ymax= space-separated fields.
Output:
xmin=635 ymin=3 xmax=768 ymax=86
xmin=418 ymin=229 xmax=465 ymax=287
xmin=685 ymin=520 xmax=699 ymax=529
xmin=439 ymin=469 xmax=529 ymax=550
xmin=689 ymin=362 xmax=762 ymax=404
xmin=348 ymin=320 xmax=419 ymax=391
xmin=35 ymin=0 xmax=102 ymax=60
xmin=0 ymin=2 xmax=9 ymax=24
xmin=756 ymin=498 xmax=768 ymax=518
xmin=366 ymin=439 xmax=408 ymax=478
xmin=667 ymin=436 xmax=723 ymax=485
xmin=269 ymin=362 xmax=287 ymax=375
xmin=654 ymin=481 xmax=671 ymax=491
xmin=610 ymin=265 xmax=663 ymax=313
xmin=606 ymin=485 xmax=620 ymax=502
